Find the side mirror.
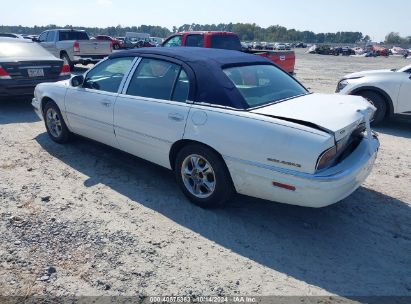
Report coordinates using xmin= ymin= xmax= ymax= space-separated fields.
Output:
xmin=71 ymin=75 xmax=84 ymax=87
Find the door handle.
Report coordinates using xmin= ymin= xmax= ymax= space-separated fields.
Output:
xmin=101 ymin=99 xmax=112 ymax=107
xmin=168 ymin=113 xmax=184 ymax=122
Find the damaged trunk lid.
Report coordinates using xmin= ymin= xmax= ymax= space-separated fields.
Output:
xmin=250 ymin=93 xmax=375 ymax=141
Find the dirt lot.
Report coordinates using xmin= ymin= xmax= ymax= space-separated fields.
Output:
xmin=1 ymin=49 xmax=410 ymax=299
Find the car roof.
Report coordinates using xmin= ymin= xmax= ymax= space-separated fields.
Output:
xmin=0 ymin=37 xmax=31 ymax=43
xmin=109 ymin=47 xmax=270 ymax=66
xmin=110 ymin=47 xmax=273 ymax=109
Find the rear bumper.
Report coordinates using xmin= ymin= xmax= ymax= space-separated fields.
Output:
xmin=0 ymin=76 xmax=70 ymax=97
xmin=32 ymin=97 xmax=43 ymax=120
xmin=225 ymin=136 xmax=379 ymax=208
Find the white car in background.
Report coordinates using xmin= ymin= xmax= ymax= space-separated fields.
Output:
xmin=336 ymin=64 xmax=411 ymax=124
xmin=32 ymin=48 xmax=379 ymax=209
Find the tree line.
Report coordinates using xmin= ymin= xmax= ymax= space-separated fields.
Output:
xmin=385 ymin=32 xmax=411 ymax=46
xmin=1 ymin=23 xmax=407 ymax=45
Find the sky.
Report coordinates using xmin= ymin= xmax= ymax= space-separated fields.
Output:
xmin=2 ymin=0 xmax=410 ymax=42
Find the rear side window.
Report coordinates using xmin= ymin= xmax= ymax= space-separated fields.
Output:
xmin=186 ymin=35 xmax=204 ymax=47
xmin=58 ymin=31 xmax=89 ymax=41
xmin=211 ymin=35 xmax=241 ymax=51
xmin=83 ymin=57 xmax=134 ymax=93
xmin=223 ymin=64 xmax=307 ymax=108
xmin=126 ymin=58 xmax=189 ymax=102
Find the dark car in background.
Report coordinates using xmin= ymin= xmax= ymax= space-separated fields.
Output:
xmin=0 ymin=33 xmax=24 ymax=39
xmin=0 ymin=38 xmax=70 ymax=98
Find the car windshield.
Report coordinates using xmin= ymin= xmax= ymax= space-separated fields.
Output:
xmin=223 ymin=64 xmax=307 ymax=108
xmin=0 ymin=41 xmax=52 ymax=57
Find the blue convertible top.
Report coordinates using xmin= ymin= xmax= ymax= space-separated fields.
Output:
xmin=109 ymin=47 xmax=274 ymax=108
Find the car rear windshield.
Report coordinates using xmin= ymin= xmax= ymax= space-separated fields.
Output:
xmin=0 ymin=41 xmax=53 ymax=58
xmin=223 ymin=64 xmax=307 ymax=108
xmin=210 ymin=35 xmax=241 ymax=51
xmin=58 ymin=31 xmax=89 ymax=41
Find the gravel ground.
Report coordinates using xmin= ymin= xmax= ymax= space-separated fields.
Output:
xmin=0 ymin=49 xmax=410 ymax=299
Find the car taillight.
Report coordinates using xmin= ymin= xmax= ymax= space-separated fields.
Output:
xmin=316 ymin=146 xmax=337 ymax=171
xmin=60 ymin=64 xmax=71 ymax=76
xmin=0 ymin=65 xmax=11 ymax=79
xmin=73 ymin=41 xmax=80 ymax=52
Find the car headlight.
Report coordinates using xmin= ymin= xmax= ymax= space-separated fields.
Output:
xmin=336 ymin=79 xmax=348 ymax=93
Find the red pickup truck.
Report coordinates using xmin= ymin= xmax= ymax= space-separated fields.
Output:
xmin=162 ymin=31 xmax=295 ymax=74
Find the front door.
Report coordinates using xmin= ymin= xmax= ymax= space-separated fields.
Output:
xmin=65 ymin=56 xmax=135 ymax=147
xmin=397 ymin=72 xmax=411 ymax=113
xmin=114 ymin=58 xmax=191 ymax=168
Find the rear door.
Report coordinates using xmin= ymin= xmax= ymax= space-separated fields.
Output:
xmin=114 ymin=57 xmax=191 ymax=168
xmin=64 ymin=57 xmax=135 ymax=147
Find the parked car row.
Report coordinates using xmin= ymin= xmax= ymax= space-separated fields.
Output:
xmin=243 ymin=41 xmax=294 ymax=50
xmin=307 ymin=44 xmax=410 ymax=57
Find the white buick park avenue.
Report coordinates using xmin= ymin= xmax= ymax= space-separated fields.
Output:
xmin=32 ymin=48 xmax=379 ymax=208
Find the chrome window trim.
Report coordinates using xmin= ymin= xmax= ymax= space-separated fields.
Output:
xmin=118 ymin=57 xmax=141 ymax=94
xmin=120 ymin=57 xmax=142 ymax=95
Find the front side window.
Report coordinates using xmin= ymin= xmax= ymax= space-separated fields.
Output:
xmin=126 ymin=58 xmax=189 ymax=101
xmin=163 ymin=35 xmax=182 ymax=47
xmin=83 ymin=57 xmax=134 ymax=93
xmin=223 ymin=64 xmax=307 ymax=108
xmin=186 ymin=35 xmax=204 ymax=47
xmin=38 ymin=32 xmax=48 ymax=42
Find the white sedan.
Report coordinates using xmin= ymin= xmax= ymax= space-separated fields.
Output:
xmin=32 ymin=48 xmax=379 ymax=208
xmin=336 ymin=64 xmax=411 ymax=124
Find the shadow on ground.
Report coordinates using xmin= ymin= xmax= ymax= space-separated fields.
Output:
xmin=374 ymin=116 xmax=411 ymax=139
xmin=35 ymin=132 xmax=411 ymax=297
xmin=0 ymin=97 xmax=40 ymax=124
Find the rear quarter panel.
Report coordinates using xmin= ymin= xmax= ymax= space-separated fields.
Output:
xmin=183 ymin=105 xmax=333 ymax=175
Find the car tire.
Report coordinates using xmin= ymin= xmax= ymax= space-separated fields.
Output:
xmin=43 ymin=101 xmax=71 ymax=144
xmin=356 ymin=90 xmax=387 ymax=125
xmin=60 ymin=53 xmax=74 ymax=71
xmin=175 ymin=144 xmax=235 ymax=208
xmin=113 ymin=44 xmax=120 ymax=50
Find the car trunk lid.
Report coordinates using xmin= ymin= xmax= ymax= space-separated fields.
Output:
xmin=250 ymin=93 xmax=375 ymax=141
xmin=0 ymin=60 xmax=63 ymax=80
